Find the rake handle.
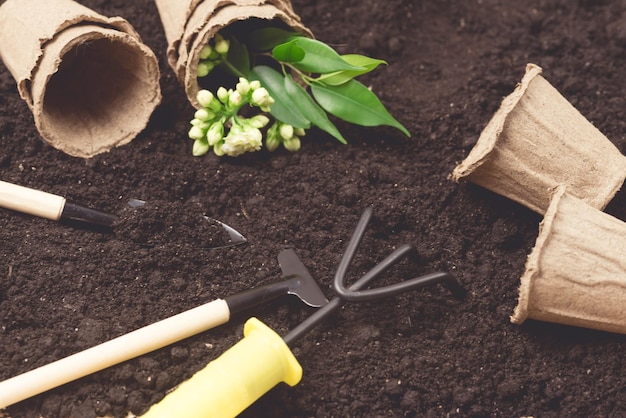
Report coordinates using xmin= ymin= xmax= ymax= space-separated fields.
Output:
xmin=0 ymin=299 xmax=231 ymax=409
xmin=0 ymin=180 xmax=66 ymax=220
xmin=0 ymin=180 xmax=116 ymax=227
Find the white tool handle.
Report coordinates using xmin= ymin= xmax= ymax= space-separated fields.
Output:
xmin=0 ymin=180 xmax=66 ymax=221
xmin=0 ymin=298 xmax=231 ymax=409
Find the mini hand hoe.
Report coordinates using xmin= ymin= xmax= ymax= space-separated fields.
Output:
xmin=141 ymin=207 xmax=465 ymax=418
xmin=0 ymin=249 xmax=327 ymax=409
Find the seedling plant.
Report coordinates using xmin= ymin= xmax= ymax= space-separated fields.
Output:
xmin=188 ymin=27 xmax=410 ymax=157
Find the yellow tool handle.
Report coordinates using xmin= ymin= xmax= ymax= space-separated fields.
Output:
xmin=0 ymin=180 xmax=66 ymax=220
xmin=142 ymin=317 xmax=302 ymax=418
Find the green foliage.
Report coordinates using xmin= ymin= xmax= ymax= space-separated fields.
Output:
xmin=312 ymin=80 xmax=410 ymax=137
xmin=272 ymin=38 xmax=365 ymax=74
xmin=193 ymin=25 xmax=410 ymax=157
xmin=283 ymin=75 xmax=346 ymax=144
xmin=245 ymin=27 xmax=299 ymax=51
xmin=317 ymin=54 xmax=387 ymax=86
xmin=249 ymin=66 xmax=310 ymax=129
xmin=225 ymin=35 xmax=250 ymax=76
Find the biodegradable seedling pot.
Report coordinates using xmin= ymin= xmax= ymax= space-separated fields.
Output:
xmin=452 ymin=63 xmax=626 ymax=214
xmin=153 ymin=0 xmax=312 ymax=108
xmin=0 ymin=0 xmax=161 ymax=158
xmin=511 ymin=186 xmax=626 ymax=334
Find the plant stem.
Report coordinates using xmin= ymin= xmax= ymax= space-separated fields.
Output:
xmin=220 ymin=59 xmax=246 ymax=79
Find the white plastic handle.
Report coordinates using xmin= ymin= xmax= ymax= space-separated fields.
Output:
xmin=0 ymin=180 xmax=66 ymax=221
xmin=0 ymin=298 xmax=231 ymax=409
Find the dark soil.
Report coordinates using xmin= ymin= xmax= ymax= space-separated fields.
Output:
xmin=2 ymin=0 xmax=626 ymax=417
xmin=112 ymin=199 xmax=247 ymax=249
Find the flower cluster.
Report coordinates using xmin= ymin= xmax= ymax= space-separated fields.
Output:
xmin=196 ymin=34 xmax=230 ymax=78
xmin=190 ymin=31 xmax=318 ymax=157
xmin=188 ymin=78 xmax=276 ymax=157
xmin=266 ymin=121 xmax=305 ymax=152
xmin=189 ymin=76 xmax=309 ymax=156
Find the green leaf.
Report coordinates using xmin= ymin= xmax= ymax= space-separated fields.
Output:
xmin=273 ymin=38 xmax=365 ymax=74
xmin=342 ymin=54 xmax=388 ymax=68
xmin=246 ymin=27 xmax=300 ymax=51
xmin=311 ymin=80 xmax=410 ymax=136
xmin=317 ymin=54 xmax=387 ymax=86
xmin=225 ymin=35 xmax=250 ymax=77
xmin=283 ymin=75 xmax=347 ymax=144
xmin=249 ymin=66 xmax=310 ymax=129
xmin=271 ymin=40 xmax=306 ymax=64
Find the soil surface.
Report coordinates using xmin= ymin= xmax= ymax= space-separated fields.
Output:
xmin=1 ymin=0 xmax=626 ymax=417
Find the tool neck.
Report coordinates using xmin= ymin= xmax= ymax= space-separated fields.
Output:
xmin=224 ymin=277 xmax=294 ymax=316
xmin=61 ymin=202 xmax=116 ymax=229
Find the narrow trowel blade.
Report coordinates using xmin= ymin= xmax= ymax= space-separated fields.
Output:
xmin=202 ymin=216 xmax=247 ymax=248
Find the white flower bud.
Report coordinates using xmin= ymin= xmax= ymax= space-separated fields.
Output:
xmin=294 ymin=128 xmax=306 ymax=137
xmin=188 ymin=125 xmax=206 ymax=141
xmin=250 ymin=80 xmax=261 ymax=90
xmin=197 ymin=90 xmax=215 ymax=108
xmin=283 ymin=136 xmax=301 ymax=152
xmin=191 ymin=118 xmax=210 ymax=130
xmin=197 ymin=61 xmax=214 ymax=78
xmin=246 ymin=115 xmax=270 ymax=129
xmin=265 ymin=129 xmax=281 ymax=152
xmin=197 ymin=64 xmax=209 ymax=78
xmin=194 ymin=108 xmax=215 ymax=122
xmin=279 ymin=124 xmax=294 ymax=141
xmin=192 ymin=139 xmax=210 ymax=156
xmin=229 ymin=91 xmax=243 ymax=107
xmin=213 ymin=141 xmax=225 ymax=157
xmin=214 ymin=35 xmax=230 ymax=55
xmin=236 ymin=78 xmax=251 ymax=96
xmin=251 ymin=87 xmax=273 ymax=108
xmin=199 ymin=44 xmax=213 ymax=60
xmin=207 ymin=122 xmax=224 ymax=146
xmin=217 ymin=87 xmax=229 ymax=103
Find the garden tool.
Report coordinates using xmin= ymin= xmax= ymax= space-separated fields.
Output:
xmin=0 ymin=248 xmax=327 ymax=409
xmin=0 ymin=180 xmax=247 ymax=248
xmin=141 ymin=207 xmax=465 ymax=418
